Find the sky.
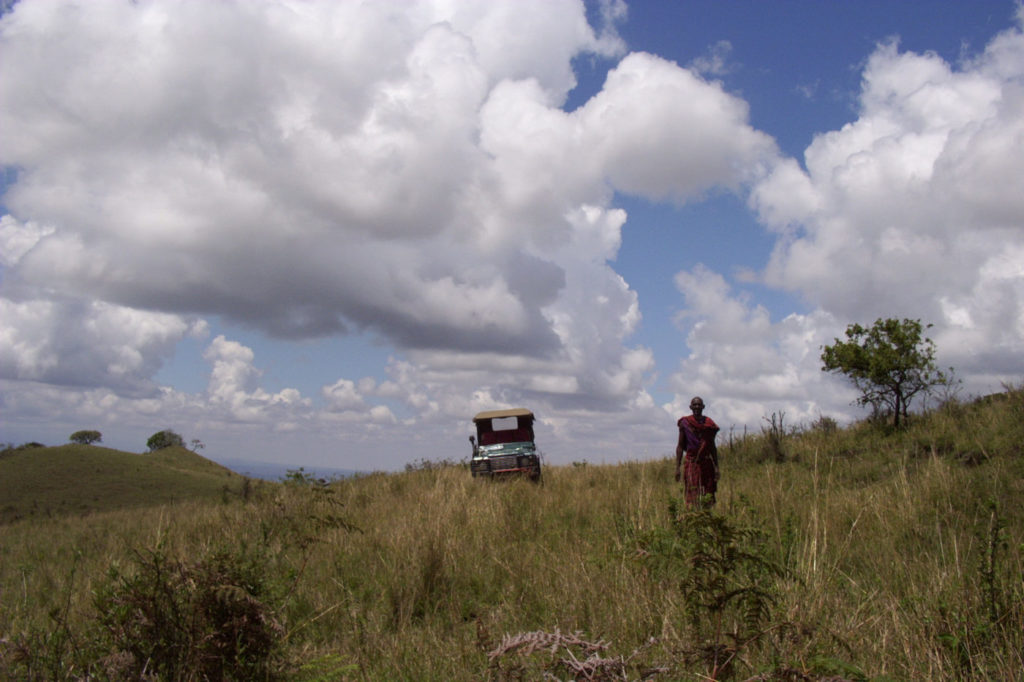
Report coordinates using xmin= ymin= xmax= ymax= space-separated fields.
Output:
xmin=2 ymin=0 xmax=1023 ymax=473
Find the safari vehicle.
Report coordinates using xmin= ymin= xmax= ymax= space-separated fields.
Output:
xmin=469 ymin=408 xmax=542 ymax=481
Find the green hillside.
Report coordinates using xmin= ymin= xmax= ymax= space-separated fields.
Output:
xmin=0 ymin=444 xmax=250 ymax=523
xmin=1 ymin=390 xmax=1022 ymax=680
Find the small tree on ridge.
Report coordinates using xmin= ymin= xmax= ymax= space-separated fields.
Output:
xmin=147 ymin=429 xmax=185 ymax=452
xmin=70 ymin=430 xmax=102 ymax=445
xmin=821 ymin=317 xmax=949 ymax=428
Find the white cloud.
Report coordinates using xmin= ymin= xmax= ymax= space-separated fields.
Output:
xmin=577 ymin=52 xmax=777 ymax=201
xmin=0 ymin=0 xmax=640 ymax=368
xmin=5 ymin=1 xmax=1021 ymax=469
xmin=322 ymin=378 xmax=367 ymax=412
xmin=202 ymin=335 xmax=313 ymax=423
xmin=689 ymin=40 xmax=736 ymax=78
xmin=0 ymin=0 xmax=773 ymax=426
xmin=666 ymin=265 xmax=856 ymax=428
xmin=666 ymin=20 xmax=1024 ymax=429
xmin=0 ymin=298 xmax=192 ymax=395
xmin=0 ymin=214 xmax=53 ymax=267
xmin=747 ymin=24 xmax=1024 ymax=390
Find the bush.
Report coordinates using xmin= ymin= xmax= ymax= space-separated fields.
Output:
xmin=761 ymin=412 xmax=787 ymax=463
xmin=69 ymin=430 xmax=102 ymax=445
xmin=633 ymin=499 xmax=788 ymax=679
xmin=146 ymin=429 xmax=184 ymax=451
xmin=0 ymin=442 xmax=46 ymax=457
xmin=94 ymin=545 xmax=286 ymax=680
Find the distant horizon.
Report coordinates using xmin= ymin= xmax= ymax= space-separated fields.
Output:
xmin=211 ymin=456 xmax=367 ymax=482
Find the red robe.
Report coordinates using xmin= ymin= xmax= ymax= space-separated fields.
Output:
xmin=678 ymin=414 xmax=720 ymax=506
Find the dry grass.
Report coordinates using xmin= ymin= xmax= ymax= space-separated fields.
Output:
xmin=2 ymin=389 xmax=1023 ymax=680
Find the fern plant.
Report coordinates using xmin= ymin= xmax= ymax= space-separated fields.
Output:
xmin=93 ymin=543 xmax=287 ymax=681
xmin=635 ymin=496 xmax=788 ymax=679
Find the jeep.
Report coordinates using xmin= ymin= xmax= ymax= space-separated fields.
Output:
xmin=469 ymin=408 xmax=542 ymax=481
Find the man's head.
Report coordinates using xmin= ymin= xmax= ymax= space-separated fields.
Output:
xmin=690 ymin=396 xmax=705 ymax=414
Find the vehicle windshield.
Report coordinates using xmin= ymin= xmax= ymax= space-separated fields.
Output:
xmin=476 ymin=415 xmax=534 ymax=446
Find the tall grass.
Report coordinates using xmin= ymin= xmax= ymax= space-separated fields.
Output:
xmin=1 ymin=389 xmax=1023 ymax=680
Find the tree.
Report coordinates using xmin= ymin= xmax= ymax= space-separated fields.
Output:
xmin=70 ymin=430 xmax=103 ymax=445
xmin=147 ymin=429 xmax=185 ymax=452
xmin=821 ymin=318 xmax=949 ymax=428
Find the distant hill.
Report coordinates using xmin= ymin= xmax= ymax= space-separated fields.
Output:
xmin=213 ymin=457 xmax=363 ymax=481
xmin=0 ymin=444 xmax=254 ymax=524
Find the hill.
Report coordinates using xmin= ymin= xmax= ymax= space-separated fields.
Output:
xmin=1 ymin=388 xmax=1022 ymax=680
xmin=0 ymin=444 xmax=251 ymax=523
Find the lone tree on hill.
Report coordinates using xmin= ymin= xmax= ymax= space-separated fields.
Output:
xmin=147 ymin=429 xmax=185 ymax=452
xmin=821 ymin=317 xmax=950 ymax=428
xmin=70 ymin=430 xmax=102 ymax=445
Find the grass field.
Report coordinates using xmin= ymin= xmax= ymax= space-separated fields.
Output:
xmin=0 ymin=444 xmax=250 ymax=524
xmin=1 ymin=390 xmax=1022 ymax=680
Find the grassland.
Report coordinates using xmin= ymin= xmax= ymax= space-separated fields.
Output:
xmin=0 ymin=444 xmax=249 ymax=524
xmin=1 ymin=390 xmax=1022 ymax=680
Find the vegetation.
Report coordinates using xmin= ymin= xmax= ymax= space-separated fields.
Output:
xmin=69 ymin=430 xmax=102 ymax=445
xmin=0 ymin=444 xmax=251 ymax=524
xmin=146 ymin=429 xmax=185 ymax=452
xmin=1 ymin=388 xmax=1023 ymax=680
xmin=94 ymin=543 xmax=286 ymax=680
xmin=821 ymin=317 xmax=950 ymax=427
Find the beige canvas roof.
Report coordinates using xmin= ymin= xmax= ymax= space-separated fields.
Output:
xmin=472 ymin=407 xmax=534 ymax=422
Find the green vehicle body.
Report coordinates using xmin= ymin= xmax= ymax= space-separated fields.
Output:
xmin=469 ymin=408 xmax=542 ymax=481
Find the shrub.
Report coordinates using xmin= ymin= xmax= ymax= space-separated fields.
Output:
xmin=812 ymin=414 xmax=839 ymax=434
xmin=282 ymin=466 xmax=324 ymax=486
xmin=0 ymin=442 xmax=45 ymax=457
xmin=146 ymin=429 xmax=184 ymax=451
xmin=94 ymin=544 xmax=286 ymax=681
xmin=633 ymin=498 xmax=788 ymax=679
xmin=761 ymin=412 xmax=787 ymax=463
xmin=69 ymin=430 xmax=102 ymax=445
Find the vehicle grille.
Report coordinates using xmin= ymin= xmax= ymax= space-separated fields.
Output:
xmin=488 ymin=455 xmax=519 ymax=471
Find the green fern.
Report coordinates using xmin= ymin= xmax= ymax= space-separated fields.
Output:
xmin=635 ymin=497 xmax=788 ymax=678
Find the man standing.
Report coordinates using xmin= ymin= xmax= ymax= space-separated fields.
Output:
xmin=675 ymin=396 xmax=720 ymax=507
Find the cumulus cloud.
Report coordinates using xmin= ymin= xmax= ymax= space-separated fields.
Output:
xmin=201 ymin=334 xmax=311 ymax=426
xmin=576 ymin=52 xmax=776 ymax=201
xmin=745 ymin=21 xmax=1024 ymax=397
xmin=0 ymin=0 xmax=773 ymax=418
xmin=7 ymin=0 xmax=1020 ymax=467
xmin=666 ymin=265 xmax=855 ymax=427
xmin=665 ymin=18 xmax=1024 ymax=429
xmin=0 ymin=297 xmax=195 ymax=396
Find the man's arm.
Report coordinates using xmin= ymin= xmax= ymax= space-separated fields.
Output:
xmin=674 ymin=427 xmax=685 ymax=482
xmin=706 ymin=419 xmax=720 ymax=480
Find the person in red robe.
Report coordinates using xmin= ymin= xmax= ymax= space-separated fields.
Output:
xmin=675 ymin=396 xmax=720 ymax=507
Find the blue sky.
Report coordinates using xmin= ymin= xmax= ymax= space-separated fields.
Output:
xmin=2 ymin=0 xmax=1023 ymax=472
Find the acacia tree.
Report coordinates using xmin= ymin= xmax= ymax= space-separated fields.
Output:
xmin=70 ymin=430 xmax=102 ymax=445
xmin=821 ymin=318 xmax=949 ymax=428
xmin=147 ymin=429 xmax=185 ymax=452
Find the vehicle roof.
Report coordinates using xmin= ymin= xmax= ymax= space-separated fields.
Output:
xmin=472 ymin=407 xmax=534 ymax=422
